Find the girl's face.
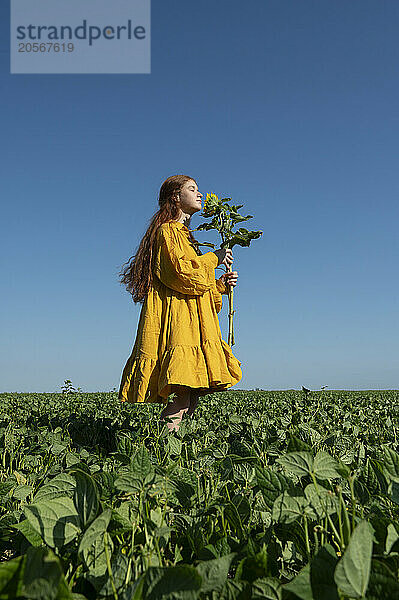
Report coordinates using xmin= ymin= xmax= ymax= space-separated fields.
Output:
xmin=177 ymin=180 xmax=203 ymax=214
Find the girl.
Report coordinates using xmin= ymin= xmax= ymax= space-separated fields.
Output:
xmin=118 ymin=174 xmax=242 ymax=432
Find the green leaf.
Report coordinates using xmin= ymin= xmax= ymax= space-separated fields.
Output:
xmin=366 ymin=559 xmax=399 ymax=600
xmin=13 ymin=484 xmax=33 ymax=501
xmin=13 ymin=518 xmax=44 ymax=547
xmin=255 ymin=466 xmax=293 ymax=509
xmin=82 ymin=532 xmax=114 ymax=577
xmin=78 ymin=509 xmax=112 ymax=555
xmin=224 ymin=495 xmax=251 ymax=535
xmin=224 ymin=228 xmax=263 ymax=249
xmin=272 ymin=492 xmax=309 ymax=524
xmin=121 ymin=576 xmax=145 ymax=600
xmin=0 ymin=547 xmax=73 ymax=600
xmin=304 ymin=484 xmax=339 ymax=519
xmin=309 ymin=544 xmax=339 ymax=600
xmin=0 ymin=555 xmax=25 ymax=599
xmin=334 ymin=520 xmax=374 ymax=598
xmin=196 ymin=554 xmax=235 ymax=593
xmin=98 ymin=550 xmax=129 ymax=596
xmin=24 ymin=496 xmax=80 ymax=548
xmin=277 ymin=451 xmax=341 ymax=480
xmin=284 ymin=563 xmax=312 ymax=600
xmin=235 ymin=545 xmax=268 ymax=583
xmin=313 ymin=452 xmax=342 ymax=480
xmin=229 ymin=213 xmax=253 ymax=226
xmin=145 ymin=565 xmax=202 ymax=600
xmin=130 ymin=445 xmax=155 ymax=484
xmin=284 ymin=544 xmax=339 ymax=600
xmin=22 ymin=546 xmax=72 ymax=600
xmin=70 ymin=468 xmax=100 ymax=529
xmin=276 ymin=452 xmax=314 ymax=478
xmin=388 ymin=479 xmax=399 ymax=505
xmin=166 ymin=435 xmax=182 ymax=456
xmin=192 ymin=223 xmax=215 ymax=232
xmin=382 ymin=446 xmax=399 ymax=480
xmin=252 ymin=576 xmax=282 ymax=600
xmin=287 ymin=435 xmax=312 ymax=453
xmin=385 ymin=523 xmax=399 ymax=555
xmin=33 ymin=473 xmax=76 ymax=502
xmin=115 ymin=473 xmax=143 ymax=494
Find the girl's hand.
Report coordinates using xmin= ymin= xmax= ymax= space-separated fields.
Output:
xmin=219 ymin=271 xmax=238 ymax=288
xmin=213 ymin=247 xmax=233 ymax=268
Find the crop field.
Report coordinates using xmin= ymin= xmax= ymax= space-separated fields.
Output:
xmin=1 ymin=389 xmax=399 ymax=599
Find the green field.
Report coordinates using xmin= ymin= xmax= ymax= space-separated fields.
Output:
xmin=1 ymin=389 xmax=399 ymax=599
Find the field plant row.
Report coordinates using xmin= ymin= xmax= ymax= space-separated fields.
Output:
xmin=1 ymin=389 xmax=399 ymax=599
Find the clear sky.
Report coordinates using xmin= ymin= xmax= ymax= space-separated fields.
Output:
xmin=1 ymin=0 xmax=398 ymax=392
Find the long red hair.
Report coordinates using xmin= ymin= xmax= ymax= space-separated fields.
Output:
xmin=119 ymin=174 xmax=202 ymax=304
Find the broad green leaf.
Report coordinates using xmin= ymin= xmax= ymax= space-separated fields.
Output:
xmin=145 ymin=565 xmax=202 ymax=600
xmin=334 ymin=520 xmax=374 ymax=598
xmin=385 ymin=523 xmax=399 ymax=555
xmin=304 ymin=484 xmax=339 ymax=519
xmin=33 ymin=473 xmax=76 ymax=502
xmin=13 ymin=518 xmax=43 ymax=547
xmin=115 ymin=473 xmax=143 ymax=494
xmin=272 ymin=492 xmax=309 ymax=524
xmin=150 ymin=507 xmax=163 ymax=528
xmin=284 ymin=544 xmax=338 ymax=600
xmin=255 ymin=466 xmax=292 ymax=509
xmin=22 ymin=546 xmax=72 ymax=600
xmin=98 ymin=550 xmax=129 ymax=596
xmin=120 ymin=576 xmax=145 ymax=600
xmin=284 ymin=563 xmax=312 ymax=600
xmin=226 ymin=228 xmax=263 ymax=249
xmin=0 ymin=547 xmax=73 ymax=600
xmin=382 ymin=446 xmax=399 ymax=480
xmin=70 ymin=468 xmax=100 ymax=529
xmin=13 ymin=484 xmax=33 ymax=501
xmin=313 ymin=452 xmax=341 ymax=480
xmin=388 ymin=479 xmax=399 ymax=505
xmin=130 ymin=445 xmax=155 ymax=484
xmin=277 ymin=451 xmax=342 ymax=481
xmin=116 ymin=431 xmax=137 ymax=457
xmin=24 ymin=496 xmax=80 ymax=548
xmin=167 ymin=435 xmax=182 ymax=456
xmin=287 ymin=435 xmax=312 ymax=453
xmin=224 ymin=495 xmax=250 ymax=535
xmin=309 ymin=544 xmax=339 ymax=600
xmin=82 ymin=531 xmax=114 ymax=577
xmin=196 ymin=553 xmax=235 ymax=593
xmin=0 ymin=480 xmax=15 ymax=497
xmin=252 ymin=577 xmax=281 ymax=600
xmin=361 ymin=458 xmax=387 ymax=495
xmin=236 ymin=545 xmax=268 ymax=583
xmin=276 ymin=452 xmax=314 ymax=477
xmin=78 ymin=509 xmax=112 ymax=555
xmin=0 ymin=555 xmax=25 ymax=599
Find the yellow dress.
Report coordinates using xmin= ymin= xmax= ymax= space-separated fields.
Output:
xmin=118 ymin=220 xmax=242 ymax=404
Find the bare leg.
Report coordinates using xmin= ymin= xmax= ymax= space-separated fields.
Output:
xmin=159 ymin=387 xmax=191 ymax=432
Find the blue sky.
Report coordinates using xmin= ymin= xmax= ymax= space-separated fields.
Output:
xmin=1 ymin=0 xmax=398 ymax=392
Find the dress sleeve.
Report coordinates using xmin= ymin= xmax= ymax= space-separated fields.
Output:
xmin=215 ymin=277 xmax=228 ymax=295
xmin=154 ymin=225 xmax=219 ymax=295
xmin=210 ymin=286 xmax=223 ymax=313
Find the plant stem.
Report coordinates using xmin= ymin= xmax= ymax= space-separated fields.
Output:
xmin=104 ymin=532 xmax=118 ymax=600
xmin=303 ymin=515 xmax=311 ymax=560
xmin=220 ymin=212 xmax=235 ymax=346
xmin=227 ymin=267 xmax=235 ymax=347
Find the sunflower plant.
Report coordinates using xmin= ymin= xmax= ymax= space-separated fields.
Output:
xmin=190 ymin=192 xmax=262 ymax=346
